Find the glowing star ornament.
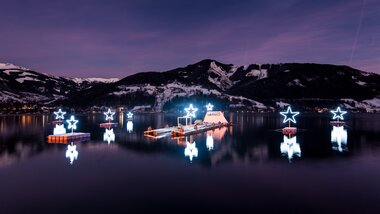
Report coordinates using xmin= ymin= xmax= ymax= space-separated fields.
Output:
xmin=104 ymin=108 xmax=115 ymax=121
xmin=65 ymin=143 xmax=78 ymax=165
xmin=206 ymin=103 xmax=214 ymax=111
xmin=66 ymin=115 xmax=78 ymax=133
xmin=280 ymin=106 xmax=300 ymax=124
xmin=54 ymin=109 xmax=66 ymax=120
xmin=185 ymin=104 xmax=198 ymax=118
xmin=127 ymin=112 xmax=133 ymax=119
xmin=331 ymin=107 xmax=347 ymax=121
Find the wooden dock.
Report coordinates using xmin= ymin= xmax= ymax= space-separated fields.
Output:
xmin=171 ymin=123 xmax=227 ymax=137
xmin=144 ymin=127 xmax=177 ymax=137
xmin=48 ymin=132 xmax=91 ymax=143
xmin=99 ymin=122 xmax=118 ymax=128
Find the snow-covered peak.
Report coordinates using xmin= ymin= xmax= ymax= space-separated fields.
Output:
xmin=71 ymin=77 xmax=120 ymax=84
xmin=208 ymin=61 xmax=233 ymax=90
xmin=0 ymin=63 xmax=30 ymax=71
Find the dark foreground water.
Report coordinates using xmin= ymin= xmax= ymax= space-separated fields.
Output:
xmin=0 ymin=112 xmax=379 ymax=214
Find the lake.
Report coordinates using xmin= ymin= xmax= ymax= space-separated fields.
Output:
xmin=0 ymin=112 xmax=379 ymax=213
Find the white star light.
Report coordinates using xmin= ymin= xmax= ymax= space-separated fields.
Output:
xmin=206 ymin=103 xmax=214 ymax=111
xmin=185 ymin=104 xmax=198 ymax=118
xmin=66 ymin=115 xmax=78 ymax=131
xmin=280 ymin=106 xmax=300 ymax=124
xmin=127 ymin=112 xmax=133 ymax=119
xmin=104 ymin=108 xmax=115 ymax=121
xmin=54 ymin=109 xmax=66 ymax=120
xmin=331 ymin=107 xmax=347 ymax=121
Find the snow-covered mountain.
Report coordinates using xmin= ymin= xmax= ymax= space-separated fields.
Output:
xmin=1 ymin=60 xmax=380 ymax=112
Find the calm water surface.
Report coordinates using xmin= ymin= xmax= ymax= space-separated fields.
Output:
xmin=0 ymin=113 xmax=380 ymax=213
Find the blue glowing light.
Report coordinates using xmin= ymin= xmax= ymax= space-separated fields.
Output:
xmin=280 ymin=106 xmax=300 ymax=124
xmin=331 ymin=107 xmax=347 ymax=121
xmin=54 ymin=109 xmax=66 ymax=120
xmin=104 ymin=108 xmax=115 ymax=121
xmin=66 ymin=115 xmax=78 ymax=131
xmin=185 ymin=104 xmax=198 ymax=118
xmin=206 ymin=103 xmax=214 ymax=111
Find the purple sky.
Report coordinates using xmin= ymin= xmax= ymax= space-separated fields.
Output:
xmin=0 ymin=0 xmax=379 ymax=77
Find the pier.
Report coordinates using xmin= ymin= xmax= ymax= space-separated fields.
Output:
xmin=48 ymin=133 xmax=91 ymax=143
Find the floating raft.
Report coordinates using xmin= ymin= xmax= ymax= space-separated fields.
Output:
xmin=48 ymin=132 xmax=91 ymax=143
xmin=282 ymin=127 xmax=297 ymax=135
xmin=144 ymin=127 xmax=177 ymax=137
xmin=52 ymin=120 xmax=64 ymax=125
xmin=330 ymin=121 xmax=345 ymax=126
xmin=171 ymin=123 xmax=227 ymax=137
xmin=99 ymin=122 xmax=118 ymax=128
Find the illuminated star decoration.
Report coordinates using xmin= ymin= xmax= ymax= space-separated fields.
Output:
xmin=331 ymin=107 xmax=347 ymax=121
xmin=104 ymin=108 xmax=115 ymax=121
xmin=185 ymin=104 xmax=198 ymax=118
xmin=66 ymin=115 xmax=78 ymax=132
xmin=54 ymin=108 xmax=66 ymax=120
xmin=127 ymin=112 xmax=133 ymax=119
xmin=280 ymin=106 xmax=300 ymax=124
xmin=206 ymin=103 xmax=214 ymax=111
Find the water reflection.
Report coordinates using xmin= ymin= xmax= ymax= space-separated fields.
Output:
xmin=280 ymin=135 xmax=301 ymax=162
xmin=331 ymin=126 xmax=348 ymax=152
xmin=206 ymin=134 xmax=214 ymax=151
xmin=103 ymin=128 xmax=115 ymax=144
xmin=127 ymin=121 xmax=133 ymax=133
xmin=65 ymin=143 xmax=78 ymax=165
xmin=184 ymin=137 xmax=198 ymax=162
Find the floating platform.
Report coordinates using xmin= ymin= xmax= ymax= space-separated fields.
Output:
xmin=171 ymin=123 xmax=228 ymax=137
xmin=282 ymin=127 xmax=297 ymax=135
xmin=99 ymin=122 xmax=118 ymax=128
xmin=144 ymin=127 xmax=177 ymax=137
xmin=330 ymin=121 xmax=345 ymax=126
xmin=52 ymin=120 xmax=64 ymax=125
xmin=48 ymin=132 xmax=91 ymax=143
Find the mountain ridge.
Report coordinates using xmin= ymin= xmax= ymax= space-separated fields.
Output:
xmin=1 ymin=59 xmax=380 ymax=112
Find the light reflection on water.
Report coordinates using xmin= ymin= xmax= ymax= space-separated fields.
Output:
xmin=0 ymin=113 xmax=380 ymax=213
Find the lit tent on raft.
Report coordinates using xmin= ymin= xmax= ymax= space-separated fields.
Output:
xmin=203 ymin=111 xmax=228 ymax=124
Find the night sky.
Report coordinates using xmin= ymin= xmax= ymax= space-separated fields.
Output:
xmin=0 ymin=0 xmax=379 ymax=77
